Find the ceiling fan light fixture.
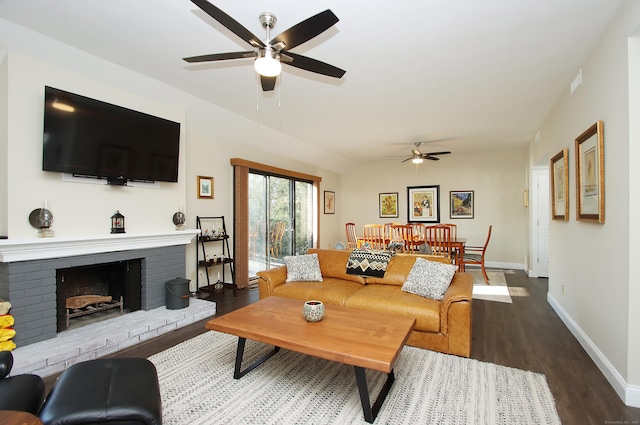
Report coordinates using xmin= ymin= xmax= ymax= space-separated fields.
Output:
xmin=254 ymin=48 xmax=281 ymax=77
xmin=412 ymin=157 xmax=424 ymax=164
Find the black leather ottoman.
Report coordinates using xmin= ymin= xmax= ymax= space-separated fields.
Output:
xmin=39 ymin=358 xmax=162 ymax=425
xmin=0 ymin=351 xmax=45 ymax=415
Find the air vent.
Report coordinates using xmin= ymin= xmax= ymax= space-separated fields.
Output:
xmin=570 ymin=69 xmax=582 ymax=96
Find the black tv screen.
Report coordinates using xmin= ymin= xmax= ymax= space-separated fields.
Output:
xmin=42 ymin=86 xmax=181 ymax=183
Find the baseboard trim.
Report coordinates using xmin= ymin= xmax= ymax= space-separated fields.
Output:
xmin=547 ymin=293 xmax=639 ymax=407
xmin=484 ymin=261 xmax=524 ymax=270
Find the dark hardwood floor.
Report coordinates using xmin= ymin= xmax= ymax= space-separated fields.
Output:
xmin=44 ymin=272 xmax=640 ymax=424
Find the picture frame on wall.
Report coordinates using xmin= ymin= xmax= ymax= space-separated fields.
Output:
xmin=324 ymin=191 xmax=335 ymax=214
xmin=449 ymin=191 xmax=474 ymax=219
xmin=550 ymin=148 xmax=569 ymax=221
xmin=379 ymin=192 xmax=399 ymax=218
xmin=197 ymin=175 xmax=213 ymax=199
xmin=575 ymin=121 xmax=605 ymax=223
xmin=407 ymin=185 xmax=440 ymax=223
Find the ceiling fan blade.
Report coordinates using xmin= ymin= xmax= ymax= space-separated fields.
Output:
xmin=424 ymin=151 xmax=452 ymax=156
xmin=400 ymin=157 xmax=413 ymax=163
xmin=270 ymin=9 xmax=339 ymax=51
xmin=191 ymin=0 xmax=265 ymax=48
xmin=183 ymin=51 xmax=254 ymax=63
xmin=425 ymin=156 xmax=441 ymax=161
xmin=260 ymin=75 xmax=277 ymax=91
xmin=284 ymin=52 xmax=345 ymax=78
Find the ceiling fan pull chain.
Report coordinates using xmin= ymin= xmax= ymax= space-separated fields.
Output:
xmin=256 ymin=73 xmax=260 ymax=111
xmin=278 ymin=73 xmax=282 ymax=108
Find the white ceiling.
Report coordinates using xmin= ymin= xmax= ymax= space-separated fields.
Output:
xmin=0 ymin=0 xmax=624 ymax=166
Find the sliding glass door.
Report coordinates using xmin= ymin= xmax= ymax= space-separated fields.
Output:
xmin=248 ymin=172 xmax=314 ymax=278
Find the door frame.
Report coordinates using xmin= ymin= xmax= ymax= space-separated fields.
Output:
xmin=231 ymin=158 xmax=321 ymax=287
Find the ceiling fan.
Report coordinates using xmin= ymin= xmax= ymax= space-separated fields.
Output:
xmin=400 ymin=142 xmax=451 ymax=164
xmin=183 ymin=0 xmax=346 ymax=91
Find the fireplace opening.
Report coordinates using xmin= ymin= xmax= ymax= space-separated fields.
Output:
xmin=56 ymin=259 xmax=142 ymax=332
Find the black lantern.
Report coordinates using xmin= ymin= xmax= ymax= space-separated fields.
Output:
xmin=110 ymin=210 xmax=125 ymax=234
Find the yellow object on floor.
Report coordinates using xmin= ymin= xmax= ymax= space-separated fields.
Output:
xmin=0 ymin=314 xmax=14 ymax=328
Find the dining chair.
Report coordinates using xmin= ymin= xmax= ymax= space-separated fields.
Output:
xmin=383 ymin=222 xmax=401 ymax=241
xmin=424 ymin=224 xmax=452 ymax=260
xmin=410 ymin=223 xmax=426 ymax=242
xmin=390 ymin=224 xmax=415 ymax=252
xmin=269 ymin=221 xmax=286 ymax=258
xmin=442 ymin=223 xmax=458 ymax=264
xmin=345 ymin=222 xmax=358 ymax=249
xmin=362 ymin=224 xmax=386 ymax=250
xmin=460 ymin=225 xmax=493 ymax=283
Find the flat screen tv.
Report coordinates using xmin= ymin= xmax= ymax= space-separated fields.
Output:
xmin=42 ymin=86 xmax=181 ymax=183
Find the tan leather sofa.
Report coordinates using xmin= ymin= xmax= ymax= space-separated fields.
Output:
xmin=257 ymin=248 xmax=473 ymax=357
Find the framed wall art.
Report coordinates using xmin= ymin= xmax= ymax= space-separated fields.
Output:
xmin=324 ymin=191 xmax=335 ymax=214
xmin=407 ymin=185 xmax=440 ymax=223
xmin=197 ymin=175 xmax=213 ymax=199
xmin=379 ymin=192 xmax=399 ymax=218
xmin=450 ymin=190 xmax=474 ymax=219
xmin=575 ymin=121 xmax=604 ymax=223
xmin=550 ymin=148 xmax=569 ymax=221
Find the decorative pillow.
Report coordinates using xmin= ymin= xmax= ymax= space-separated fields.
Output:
xmin=401 ymin=257 xmax=457 ymax=300
xmin=346 ymin=249 xmax=394 ymax=277
xmin=418 ymin=243 xmax=433 ymax=254
xmin=283 ymin=253 xmax=323 ymax=282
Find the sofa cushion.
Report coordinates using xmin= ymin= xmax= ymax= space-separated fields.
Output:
xmin=344 ymin=284 xmax=441 ymax=332
xmin=272 ymin=277 xmax=364 ymax=306
xmin=307 ymin=249 xmax=366 ymax=284
xmin=366 ymin=254 xmax=451 ymax=286
xmin=401 ymin=257 xmax=457 ymax=300
xmin=283 ymin=253 xmax=323 ymax=282
xmin=346 ymin=249 xmax=393 ymax=277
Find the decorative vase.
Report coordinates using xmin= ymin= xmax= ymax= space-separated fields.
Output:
xmin=303 ymin=300 xmax=324 ymax=322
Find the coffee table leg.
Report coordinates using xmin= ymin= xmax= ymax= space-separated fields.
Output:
xmin=354 ymin=367 xmax=395 ymax=424
xmin=233 ymin=337 xmax=280 ymax=379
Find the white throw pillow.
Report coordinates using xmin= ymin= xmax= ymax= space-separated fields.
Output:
xmin=283 ymin=253 xmax=323 ymax=282
xmin=401 ymin=257 xmax=457 ymax=300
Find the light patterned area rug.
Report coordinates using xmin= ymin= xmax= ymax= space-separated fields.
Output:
xmin=149 ymin=331 xmax=560 ymax=425
xmin=469 ymin=270 xmax=513 ymax=304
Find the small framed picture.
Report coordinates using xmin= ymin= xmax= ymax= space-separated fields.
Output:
xmin=324 ymin=191 xmax=335 ymax=214
xmin=550 ymin=149 xmax=569 ymax=221
xmin=450 ymin=191 xmax=474 ymax=219
xmin=379 ymin=192 xmax=399 ymax=218
xmin=197 ymin=176 xmax=214 ymax=199
xmin=575 ymin=121 xmax=604 ymax=223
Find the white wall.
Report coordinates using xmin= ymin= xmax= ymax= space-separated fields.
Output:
xmin=340 ymin=148 xmax=527 ymax=268
xmin=531 ymin=0 xmax=640 ymax=405
xmin=5 ymin=51 xmax=186 ymax=238
xmin=628 ymin=28 xmax=640 ymax=397
xmin=0 ymin=51 xmax=8 ymax=236
xmin=0 ymin=19 xmax=345 ymax=291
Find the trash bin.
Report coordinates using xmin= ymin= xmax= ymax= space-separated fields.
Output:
xmin=165 ymin=277 xmax=190 ymax=310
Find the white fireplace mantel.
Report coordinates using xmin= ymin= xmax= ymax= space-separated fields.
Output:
xmin=0 ymin=230 xmax=200 ymax=262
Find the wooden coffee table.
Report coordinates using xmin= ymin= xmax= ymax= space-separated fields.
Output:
xmin=0 ymin=410 xmax=43 ymax=425
xmin=205 ymin=296 xmax=415 ymax=423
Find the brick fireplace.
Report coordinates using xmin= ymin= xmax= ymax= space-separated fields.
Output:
xmin=0 ymin=231 xmax=199 ymax=347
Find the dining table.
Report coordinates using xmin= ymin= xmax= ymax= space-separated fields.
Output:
xmin=354 ymin=234 xmax=466 ymax=270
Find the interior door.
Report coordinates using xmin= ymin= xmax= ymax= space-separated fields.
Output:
xmin=532 ymin=169 xmax=550 ymax=277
